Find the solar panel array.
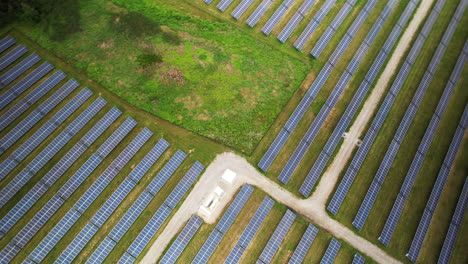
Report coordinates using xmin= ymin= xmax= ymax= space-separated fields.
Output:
xmin=261 ymin=0 xmax=296 ymax=36
xmin=299 ymin=0 xmax=420 ymax=196
xmin=278 ymin=0 xmax=316 ymax=43
xmin=292 ymin=0 xmax=336 ymax=50
xmin=437 ymin=176 xmax=468 ymax=264
xmin=0 ymin=45 xmax=28 ymax=71
xmin=119 ymin=162 xmax=204 ymax=263
xmin=257 ymin=0 xmax=383 ymax=173
xmin=377 ymin=4 xmax=464 ymax=245
xmin=327 ymin=0 xmax=445 ymax=216
xmin=246 ymin=0 xmax=275 ymax=27
xmin=29 ymin=128 xmax=150 ymax=263
xmin=191 ymin=184 xmax=254 ymax=264
xmin=0 ymin=36 xmax=16 ymax=53
xmin=0 ymin=108 xmax=120 ymax=237
xmin=0 ymin=75 xmax=75 ymax=155
xmin=0 ymin=86 xmax=90 ymax=184
xmin=0 ymin=95 xmax=104 ymax=208
xmin=406 ymin=73 xmax=468 ymax=262
xmin=311 ymin=0 xmax=358 ymax=54
xmin=217 ymin=0 xmax=235 ymax=12
xmin=0 ymin=53 xmax=41 ymax=88
xmin=258 ymin=209 xmax=296 ymax=263
xmin=231 ymin=0 xmax=255 ymax=19
xmin=278 ymin=0 xmax=404 ymax=188
xmin=320 ymin=238 xmax=341 ymax=264
xmin=288 ymin=224 xmax=318 ymax=264
xmin=159 ymin=216 xmax=203 ymax=264
xmin=352 ymin=253 xmax=366 ymax=264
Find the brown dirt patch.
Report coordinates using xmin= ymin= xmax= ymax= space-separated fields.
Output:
xmin=99 ymin=39 xmax=114 ymax=49
xmin=159 ymin=67 xmax=185 ymax=85
xmin=195 ymin=110 xmax=211 ymax=121
xmin=175 ymin=94 xmax=204 ymax=112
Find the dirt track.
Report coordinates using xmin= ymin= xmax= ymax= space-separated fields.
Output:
xmin=141 ymin=0 xmax=435 ymax=262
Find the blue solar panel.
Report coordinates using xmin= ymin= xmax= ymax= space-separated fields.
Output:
xmin=165 ymin=161 xmax=205 ymax=209
xmin=232 ymin=0 xmax=255 ymax=20
xmin=278 ymin=140 xmax=309 ymax=184
xmin=217 ymin=0 xmax=234 ymax=12
xmin=0 ymin=242 xmax=21 ymax=263
xmin=108 ymin=191 xmax=154 ymax=242
xmin=0 ymin=70 xmax=65 ymax=132
xmin=288 ymin=224 xmax=318 ymax=264
xmin=379 ymin=193 xmax=406 ymax=246
xmin=224 ymin=245 xmax=245 ymax=264
xmin=406 ymin=208 xmax=432 ymax=262
xmin=262 ymin=2 xmax=291 ymax=36
xmin=0 ymin=53 xmax=41 ymax=87
xmin=353 ymin=182 xmax=381 ymax=230
xmin=126 ymin=204 xmax=172 ymax=257
xmin=146 ymin=149 xmax=187 ymax=196
xmin=128 ymin=138 xmax=170 ymax=182
xmin=216 ymin=184 xmax=254 ymax=234
xmin=192 ymin=229 xmax=224 ymax=264
xmin=96 ymin=117 xmax=137 ymax=157
xmin=451 ymin=173 xmax=468 ymax=227
xmin=258 ymin=128 xmax=290 ymax=172
xmin=352 ymin=253 xmax=365 ymax=264
xmin=246 ymin=0 xmax=274 ymax=27
xmin=0 ymin=36 xmax=16 ymax=54
xmin=284 ymin=95 xmax=314 ymax=133
xmin=86 ymin=237 xmax=116 ymax=264
xmin=0 ymin=45 xmax=28 ymax=71
xmin=159 ymin=215 xmax=203 ymax=264
xmin=237 ymin=196 xmax=275 ymax=249
xmin=258 ymin=209 xmax=295 ymax=263
xmin=279 ymin=13 xmax=304 ymax=43
xmin=56 ymin=222 xmax=99 ymax=263
xmin=0 ymin=62 xmax=53 ymax=110
xmin=118 ymin=252 xmax=136 ymax=264
xmin=0 ymin=78 xmax=78 ymax=154
xmin=320 ymin=238 xmax=341 ymax=264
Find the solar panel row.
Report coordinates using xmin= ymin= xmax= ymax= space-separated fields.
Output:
xmin=262 ymin=0 xmax=296 ymax=36
xmin=231 ymin=0 xmax=255 ymax=19
xmin=0 ymin=95 xmax=103 ymax=208
xmin=237 ymin=196 xmax=275 ymax=249
xmin=258 ymin=0 xmax=383 ymax=173
xmin=0 ymin=53 xmax=41 ymax=88
xmin=327 ymin=0 xmax=443 ymax=216
xmin=217 ymin=0 xmax=234 ymax=12
xmin=159 ymin=216 xmax=203 ymax=264
xmin=0 ymin=75 xmax=76 ymax=154
xmin=192 ymin=230 xmax=224 ymax=264
xmin=0 ymin=87 xmax=90 ymax=183
xmin=0 ymin=36 xmax=16 ymax=54
xmin=146 ymin=149 xmax=187 ymax=196
xmin=352 ymin=253 xmax=366 ymax=264
xmin=258 ymin=209 xmax=295 ymax=263
xmin=288 ymin=224 xmax=318 ymax=264
xmin=378 ymin=3 xmax=463 ymax=245
xmin=0 ymin=70 xmax=65 ymax=132
xmin=320 ymin=238 xmax=341 ymax=264
xmin=246 ymin=0 xmax=274 ymax=27
xmin=0 ymin=45 xmax=28 ymax=71
xmin=284 ymin=0 xmax=405 ymax=189
xmin=0 ymin=108 xmax=120 ymax=236
xmin=216 ymin=184 xmax=254 ymax=234
xmin=129 ymin=138 xmax=170 ymax=182
xmin=292 ymin=0 xmax=335 ymax=49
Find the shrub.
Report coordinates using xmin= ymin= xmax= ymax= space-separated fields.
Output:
xmin=137 ymin=53 xmax=163 ymax=68
xmin=162 ymin=31 xmax=181 ymax=45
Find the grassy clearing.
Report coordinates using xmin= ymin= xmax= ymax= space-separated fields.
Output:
xmin=13 ymin=0 xmax=310 ymax=154
xmin=328 ymin=0 xmax=468 ymax=261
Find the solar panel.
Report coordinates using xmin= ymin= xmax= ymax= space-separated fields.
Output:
xmin=284 ymin=95 xmax=314 ymax=132
xmin=192 ymin=229 xmax=224 ymax=264
xmin=217 ymin=0 xmax=234 ymax=12
xmin=95 ymin=117 xmax=137 ymax=158
xmin=0 ymin=45 xmax=28 ymax=71
xmin=0 ymin=62 xmax=53 ymax=110
xmin=111 ymin=128 xmax=153 ymax=170
xmin=0 ymin=36 xmax=16 ymax=54
xmin=85 ymin=237 xmax=116 ymax=264
xmin=0 ymin=53 xmax=41 ymax=87
xmin=238 ymin=196 xmax=275 ymax=249
xmin=224 ymin=244 xmax=245 ymax=264
xmin=28 ymin=206 xmax=81 ymax=263
xmin=56 ymin=222 xmax=99 ymax=263
xmin=288 ymin=224 xmax=318 ymax=264
xmin=0 ymin=243 xmax=21 ymax=263
xmin=118 ymin=252 xmax=136 ymax=264
xmin=216 ymin=184 xmax=254 ymax=234
xmin=353 ymin=182 xmax=382 ymax=230
xmin=320 ymin=238 xmax=341 ymax=264
xmin=258 ymin=128 xmax=290 ymax=172
xmin=128 ymin=138 xmax=170 ymax=182
xmin=278 ymin=140 xmax=310 ymax=184
xmin=259 ymin=209 xmax=296 ymax=263
xmin=108 ymin=191 xmax=154 ymax=242
xmin=279 ymin=13 xmax=303 ymax=43
xmin=165 ymin=161 xmax=205 ymax=209
xmin=352 ymin=253 xmax=365 ymax=264
xmin=126 ymin=205 xmax=172 ymax=257
xmin=0 ymin=78 xmax=78 ymax=153
xmin=262 ymin=3 xmax=290 ymax=36
xmin=0 ymin=70 xmax=65 ymax=132
xmin=246 ymin=0 xmax=274 ymax=27
xmin=146 ymin=149 xmax=187 ymax=196
xmin=232 ymin=0 xmax=255 ymax=20
xmin=160 ymin=215 xmax=203 ymax=264
xmin=379 ymin=193 xmax=406 ymax=246
xmin=406 ymin=208 xmax=432 ymax=262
